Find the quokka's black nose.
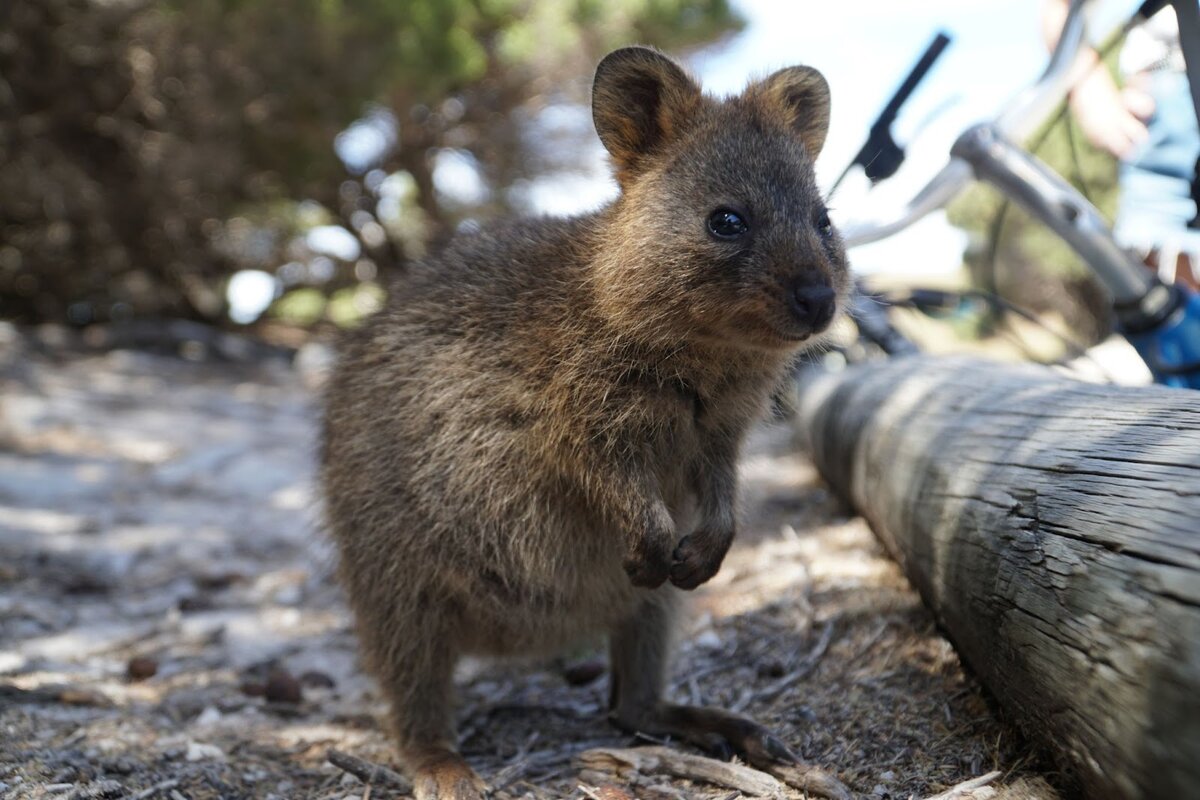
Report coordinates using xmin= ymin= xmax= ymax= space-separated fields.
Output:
xmin=789 ymin=282 xmax=837 ymax=333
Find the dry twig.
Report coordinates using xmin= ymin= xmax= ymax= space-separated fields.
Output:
xmin=921 ymin=770 xmax=1003 ymax=800
xmin=326 ymin=748 xmax=413 ymax=793
xmin=124 ymin=779 xmax=181 ymax=800
xmin=575 ymin=746 xmax=783 ymax=797
xmin=577 ymin=785 xmax=635 ymax=800
xmin=767 ymin=762 xmax=852 ymax=800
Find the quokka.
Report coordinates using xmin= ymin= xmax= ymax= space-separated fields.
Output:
xmin=322 ymin=45 xmax=851 ymax=800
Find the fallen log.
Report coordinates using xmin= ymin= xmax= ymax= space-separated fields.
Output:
xmin=792 ymin=356 xmax=1200 ymax=800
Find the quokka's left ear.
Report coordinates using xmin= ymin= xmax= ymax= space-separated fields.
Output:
xmin=745 ymin=66 xmax=831 ymax=158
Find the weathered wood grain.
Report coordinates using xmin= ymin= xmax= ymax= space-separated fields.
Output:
xmin=793 ymin=356 xmax=1200 ymax=799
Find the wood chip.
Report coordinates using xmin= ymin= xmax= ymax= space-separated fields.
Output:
xmin=125 ymin=779 xmax=180 ymax=800
xmin=126 ymin=656 xmax=159 ymax=682
xmin=768 ymin=762 xmax=853 ymax=800
xmin=921 ymin=770 xmax=1003 ymax=800
xmin=575 ymin=746 xmax=783 ymax=797
xmin=578 ymin=785 xmax=634 ymax=800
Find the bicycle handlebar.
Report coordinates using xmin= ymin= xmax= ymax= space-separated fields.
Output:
xmin=841 ymin=160 xmax=972 ymax=247
xmin=841 ymin=0 xmax=1092 ymax=247
xmin=838 ymin=0 xmax=1200 ymax=389
xmin=951 ymin=123 xmax=1155 ymax=304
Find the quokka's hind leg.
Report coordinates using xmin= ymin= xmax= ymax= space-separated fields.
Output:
xmin=366 ymin=623 xmax=486 ymax=800
xmin=607 ymin=590 xmax=850 ymax=800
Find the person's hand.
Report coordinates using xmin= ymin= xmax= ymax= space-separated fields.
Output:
xmin=1068 ymin=69 xmax=1154 ymax=159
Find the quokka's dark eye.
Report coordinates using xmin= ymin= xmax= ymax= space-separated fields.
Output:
xmin=707 ymin=208 xmax=749 ymax=240
xmin=816 ymin=210 xmax=833 ymax=238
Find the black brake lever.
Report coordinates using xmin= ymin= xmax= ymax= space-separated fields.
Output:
xmin=831 ymin=32 xmax=952 ymax=193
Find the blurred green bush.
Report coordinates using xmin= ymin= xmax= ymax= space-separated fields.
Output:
xmin=0 ymin=0 xmax=739 ymax=328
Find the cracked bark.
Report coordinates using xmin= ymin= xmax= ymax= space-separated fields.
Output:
xmin=793 ymin=356 xmax=1200 ymax=800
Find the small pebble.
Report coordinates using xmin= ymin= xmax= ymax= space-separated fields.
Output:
xmin=194 ymin=705 xmax=222 ymax=726
xmin=240 ymin=680 xmax=266 ymax=697
xmin=126 ymin=656 xmax=158 ymax=682
xmin=193 ymin=570 xmax=243 ymax=590
xmin=756 ymin=658 xmax=786 ymax=678
xmin=561 ymin=658 xmax=605 ymax=686
xmin=263 ymin=668 xmax=303 ymax=704
xmin=185 ymin=741 xmax=225 ymax=762
xmin=100 ymin=757 xmax=135 ymax=776
xmin=299 ymin=670 xmax=336 ymax=689
xmin=177 ymin=594 xmax=213 ymax=612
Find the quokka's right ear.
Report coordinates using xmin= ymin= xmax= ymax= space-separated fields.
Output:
xmin=592 ymin=46 xmax=702 ymax=186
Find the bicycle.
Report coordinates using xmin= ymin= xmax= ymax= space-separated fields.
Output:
xmin=830 ymin=0 xmax=1200 ymax=390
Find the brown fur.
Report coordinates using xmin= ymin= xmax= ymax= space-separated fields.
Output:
xmin=322 ymin=46 xmax=850 ymax=800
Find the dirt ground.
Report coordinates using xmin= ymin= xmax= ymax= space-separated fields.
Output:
xmin=0 ymin=327 xmax=1063 ymax=800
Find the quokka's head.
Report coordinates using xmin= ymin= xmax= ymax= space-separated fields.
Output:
xmin=591 ymin=46 xmax=849 ymax=352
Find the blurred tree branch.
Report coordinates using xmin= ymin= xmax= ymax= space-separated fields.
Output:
xmin=0 ymin=0 xmax=740 ymax=328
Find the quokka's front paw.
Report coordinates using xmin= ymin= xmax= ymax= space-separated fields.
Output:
xmin=669 ymin=528 xmax=734 ymax=590
xmin=623 ymin=533 xmax=674 ymax=589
